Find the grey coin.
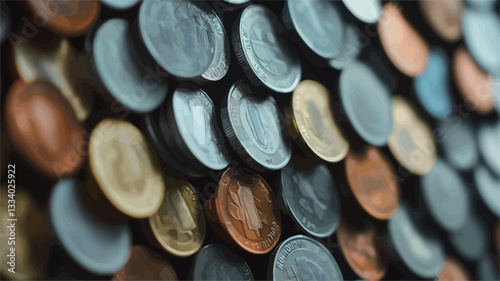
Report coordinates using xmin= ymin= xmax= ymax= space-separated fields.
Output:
xmin=477 ymin=257 xmax=500 ymax=281
xmin=474 ymin=165 xmax=500 ymax=217
xmin=339 ymin=61 xmax=393 ymax=146
xmin=450 ymin=214 xmax=488 ymax=261
xmin=221 ymin=81 xmax=291 ymax=171
xmin=279 ymin=163 xmax=340 ymax=238
xmin=200 ymin=13 xmax=230 ymax=82
xmin=438 ymin=116 xmax=478 ymax=171
xmin=100 ymin=0 xmax=141 ymax=10
xmin=342 ymin=0 xmax=382 ymax=23
xmin=91 ymin=18 xmax=168 ymax=113
xmin=271 ymin=235 xmax=343 ymax=281
xmin=478 ymin=121 xmax=500 ymax=177
xmin=192 ymin=244 xmax=255 ymax=281
xmin=329 ymin=24 xmax=363 ymax=70
xmin=138 ymin=0 xmax=219 ymax=78
xmin=224 ymin=0 xmax=250 ymax=4
xmin=0 ymin=2 xmax=10 ymax=44
xmin=284 ymin=0 xmax=344 ymax=59
xmin=234 ymin=5 xmax=301 ymax=93
xmin=465 ymin=0 xmax=498 ymax=11
xmin=388 ymin=203 xmax=445 ymax=279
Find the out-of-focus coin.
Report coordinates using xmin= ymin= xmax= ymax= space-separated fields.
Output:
xmin=270 ymin=235 xmax=344 ymax=281
xmin=48 ymin=178 xmax=132 ymax=275
xmin=388 ymin=203 xmax=445 ymax=279
xmin=345 ymin=146 xmax=400 ymax=220
xmin=5 ymin=79 xmax=85 ymax=178
xmin=100 ymin=0 xmax=140 ymax=10
xmin=191 ymin=244 xmax=255 ymax=281
xmin=148 ymin=178 xmax=205 ymax=257
xmin=437 ymin=116 xmax=478 ymax=171
xmin=418 ymin=0 xmax=463 ymax=43
xmin=388 ymin=95 xmax=437 ymax=175
xmin=89 ymin=18 xmax=167 ymax=113
xmin=206 ymin=167 xmax=281 ymax=254
xmin=378 ymin=3 xmax=429 ymax=78
xmin=113 ymin=245 xmax=177 ymax=281
xmin=342 ymin=0 xmax=382 ymax=23
xmin=474 ymin=165 xmax=500 ymax=217
xmin=89 ymin=119 xmax=165 ymax=219
xmin=26 ymin=0 xmax=100 ymax=37
xmin=224 ymin=0 xmax=250 ymax=4
xmin=339 ymin=61 xmax=393 ymax=146
xmin=435 ymin=256 xmax=470 ymax=281
xmin=233 ymin=5 xmax=301 ymax=93
xmin=477 ymin=121 xmax=500 ymax=177
xmin=450 ymin=213 xmax=488 ymax=261
xmin=0 ymin=2 xmax=10 ymax=44
xmin=329 ymin=24 xmax=363 ymax=70
xmin=279 ymin=163 xmax=341 ymax=237
xmin=477 ymin=256 xmax=500 ymax=281
xmin=284 ymin=0 xmax=344 ymax=59
xmin=336 ymin=220 xmax=387 ymax=281
xmin=465 ymin=0 xmax=498 ymax=11
xmin=222 ymin=81 xmax=291 ymax=171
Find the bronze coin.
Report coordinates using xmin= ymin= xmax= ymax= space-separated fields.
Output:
xmin=206 ymin=167 xmax=282 ymax=254
xmin=345 ymin=146 xmax=401 ymax=220
xmin=419 ymin=0 xmax=463 ymax=43
xmin=435 ymin=256 xmax=470 ymax=281
xmin=5 ymin=79 xmax=85 ymax=178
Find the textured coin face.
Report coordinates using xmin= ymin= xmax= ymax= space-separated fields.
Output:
xmin=438 ymin=117 xmax=478 ymax=171
xmin=474 ymin=165 xmax=500 ymax=217
xmin=139 ymin=0 xmax=219 ymax=78
xmin=271 ymin=235 xmax=343 ymax=281
xmin=113 ymin=246 xmax=178 ymax=281
xmin=290 ymin=80 xmax=349 ymax=162
xmin=222 ymin=82 xmax=291 ymax=171
xmin=418 ymin=0 xmax=463 ymax=43
xmin=342 ymin=0 xmax=382 ymax=23
xmin=234 ymin=5 xmax=301 ymax=93
xmin=201 ymin=14 xmax=230 ymax=82
xmin=89 ymin=119 xmax=165 ymax=219
xmin=436 ymin=256 xmax=470 ymax=281
xmin=280 ymin=163 xmax=340 ymax=237
xmin=149 ymin=179 xmax=206 ymax=257
xmin=477 ymin=121 xmax=500 ymax=176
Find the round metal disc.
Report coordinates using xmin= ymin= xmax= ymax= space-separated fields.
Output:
xmin=438 ymin=117 xmax=478 ymax=171
xmin=342 ymin=0 xmax=382 ymax=23
xmin=474 ymin=165 xmax=500 ymax=217
xmin=478 ymin=121 xmax=500 ymax=176
xmin=100 ymin=0 xmax=140 ymax=10
xmin=450 ymin=214 xmax=488 ymax=261
xmin=329 ymin=24 xmax=362 ymax=70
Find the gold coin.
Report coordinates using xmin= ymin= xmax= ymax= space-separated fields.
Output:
xmin=388 ymin=96 xmax=437 ymax=175
xmin=89 ymin=119 xmax=165 ymax=219
xmin=289 ymin=80 xmax=349 ymax=162
xmin=149 ymin=178 xmax=206 ymax=257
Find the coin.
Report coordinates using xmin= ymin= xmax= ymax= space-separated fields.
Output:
xmin=289 ymin=80 xmax=349 ymax=162
xmin=206 ymin=167 xmax=282 ymax=254
xmin=279 ymin=163 xmax=341 ymax=238
xmin=329 ymin=24 xmax=363 ymax=70
xmin=449 ymin=213 xmax=488 ymax=261
xmin=233 ymin=5 xmax=301 ymax=93
xmin=100 ymin=0 xmax=140 ymax=10
xmin=477 ymin=121 xmax=500 ymax=177
xmin=378 ymin=3 xmax=429 ymax=78
xmin=435 ymin=256 xmax=470 ymax=281
xmin=474 ymin=165 xmax=500 ymax=217
xmin=342 ymin=0 xmax=382 ymax=23
xmin=191 ymin=244 xmax=255 ymax=281
xmin=113 ymin=245 xmax=178 ymax=281
xmin=270 ymin=235 xmax=344 ymax=281
xmin=222 ymin=81 xmax=291 ymax=171
xmin=437 ymin=116 xmax=478 ymax=171
xmin=345 ymin=146 xmax=400 ymax=220
xmin=5 ymin=79 xmax=85 ymax=178
xmin=0 ymin=2 xmax=10 ymax=44
xmin=148 ymin=178 xmax=206 ymax=257
xmin=89 ymin=119 xmax=165 ymax=219
xmin=418 ymin=0 xmax=463 ymax=43
xmin=388 ymin=95 xmax=437 ymax=175
xmin=339 ymin=61 xmax=393 ymax=147
xmin=89 ymin=18 xmax=168 ymax=113
xmin=477 ymin=256 xmax=500 ymax=281
xmin=283 ymin=0 xmax=344 ymax=59
xmin=200 ymin=12 xmax=230 ymax=82
xmin=465 ymin=0 xmax=498 ymax=11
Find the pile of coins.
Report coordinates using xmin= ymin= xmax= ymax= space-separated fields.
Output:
xmin=1 ymin=0 xmax=499 ymax=280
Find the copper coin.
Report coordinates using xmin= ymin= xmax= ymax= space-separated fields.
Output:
xmin=113 ymin=245 xmax=177 ymax=281
xmin=419 ymin=0 xmax=463 ymax=43
xmin=26 ymin=0 xmax=100 ymax=37
xmin=206 ymin=167 xmax=282 ymax=254
xmin=378 ymin=3 xmax=429 ymax=77
xmin=5 ymin=79 xmax=85 ymax=178
xmin=345 ymin=146 xmax=401 ymax=220
xmin=435 ymin=256 xmax=470 ymax=281
xmin=336 ymin=220 xmax=387 ymax=281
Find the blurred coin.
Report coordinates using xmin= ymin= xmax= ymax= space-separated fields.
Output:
xmin=5 ymin=79 xmax=85 ymax=178
xmin=191 ymin=244 xmax=254 ymax=281
xmin=438 ymin=117 xmax=478 ymax=171
xmin=465 ymin=0 xmax=498 ymax=11
xmin=288 ymin=80 xmax=349 ymax=162
xmin=278 ymin=163 xmax=340 ymax=238
xmin=89 ymin=119 xmax=165 ymax=219
xmin=100 ymin=0 xmax=140 ymax=10
xmin=234 ymin=5 xmax=301 ymax=93
xmin=224 ymin=0 xmax=250 ymax=4
xmin=378 ymin=3 xmax=429 ymax=78
xmin=222 ymin=81 xmax=291 ymax=171
xmin=329 ymin=24 xmax=363 ymax=70
xmin=435 ymin=256 xmax=471 ymax=281
xmin=450 ymin=213 xmax=488 ymax=261
xmin=388 ymin=95 xmax=437 ymax=175
xmin=477 ymin=256 xmax=500 ymax=281
xmin=342 ymin=0 xmax=382 ymax=23
xmin=418 ymin=0 xmax=463 ymax=43
xmin=474 ymin=165 xmax=500 ymax=217
xmin=477 ymin=121 xmax=500 ymax=176
xmin=345 ymin=146 xmax=401 ymax=220
xmin=339 ymin=61 xmax=393 ymax=146
xmin=270 ymin=235 xmax=343 ymax=281
xmin=206 ymin=167 xmax=281 ymax=254
xmin=113 ymin=245 xmax=177 ymax=281
xmin=148 ymin=178 xmax=205 ymax=257
xmin=0 ymin=2 xmax=10 ymax=44
xmin=48 ymin=178 xmax=132 ymax=275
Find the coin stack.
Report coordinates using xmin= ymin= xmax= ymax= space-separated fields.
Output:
xmin=1 ymin=0 xmax=499 ymax=280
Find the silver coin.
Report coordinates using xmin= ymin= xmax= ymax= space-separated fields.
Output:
xmin=478 ymin=121 xmax=500 ymax=177
xmin=100 ymin=0 xmax=140 ymax=10
xmin=271 ymin=235 xmax=343 ymax=281
xmin=221 ymin=81 xmax=291 ymax=171
xmin=233 ymin=5 xmax=301 ymax=93
xmin=192 ymin=244 xmax=254 ymax=281
xmin=474 ymin=165 xmax=500 ymax=217
xmin=342 ymin=0 xmax=382 ymax=24
xmin=450 ymin=213 xmax=488 ymax=261
xmin=200 ymin=13 xmax=230 ymax=82
xmin=329 ymin=24 xmax=362 ymax=70
xmin=438 ymin=116 xmax=478 ymax=171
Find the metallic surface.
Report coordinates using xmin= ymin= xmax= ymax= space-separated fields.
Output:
xmin=418 ymin=0 xmax=463 ymax=43
xmin=112 ymin=245 xmax=177 ymax=280
xmin=438 ymin=117 xmax=478 ymax=171
xmin=342 ymin=0 xmax=382 ymax=23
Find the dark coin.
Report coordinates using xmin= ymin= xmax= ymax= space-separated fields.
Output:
xmin=438 ymin=117 xmax=478 ymax=171
xmin=0 ymin=2 xmax=10 ymax=44
xmin=474 ymin=165 xmax=500 ymax=217
xmin=113 ymin=246 xmax=178 ymax=280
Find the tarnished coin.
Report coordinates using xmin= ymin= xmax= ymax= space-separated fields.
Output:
xmin=329 ymin=24 xmax=363 ymax=70
xmin=234 ymin=5 xmax=301 ymax=93
xmin=437 ymin=116 xmax=478 ymax=171
xmin=477 ymin=121 xmax=500 ymax=177
xmin=206 ymin=167 xmax=282 ymax=254
xmin=113 ymin=246 xmax=177 ymax=281
xmin=222 ymin=81 xmax=291 ymax=171
xmin=289 ymin=80 xmax=349 ymax=162
xmin=435 ymin=256 xmax=471 ymax=281
xmin=474 ymin=165 xmax=500 ymax=217
xmin=270 ymin=235 xmax=343 ymax=281
xmin=450 ymin=213 xmax=488 ymax=261
xmin=89 ymin=119 xmax=165 ymax=219
xmin=100 ymin=0 xmax=140 ymax=10
xmin=418 ymin=0 xmax=463 ymax=43
xmin=279 ymin=163 xmax=341 ymax=238
xmin=191 ymin=244 xmax=255 ymax=281
xmin=148 ymin=178 xmax=205 ymax=257
xmin=388 ymin=95 xmax=437 ymax=175
xmin=342 ymin=0 xmax=382 ymax=23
